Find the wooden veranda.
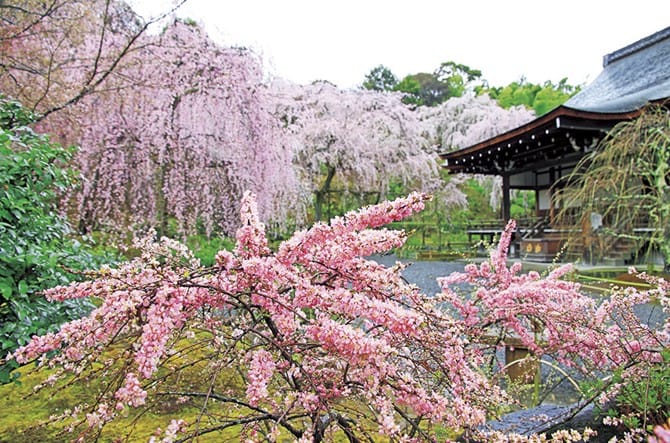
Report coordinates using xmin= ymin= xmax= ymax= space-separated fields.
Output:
xmin=465 ymin=216 xmax=655 ymax=265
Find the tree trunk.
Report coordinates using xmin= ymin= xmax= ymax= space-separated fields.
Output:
xmin=155 ymin=94 xmax=181 ymax=236
xmin=314 ymin=165 xmax=336 ymax=222
xmin=154 ymin=161 xmax=168 ymax=237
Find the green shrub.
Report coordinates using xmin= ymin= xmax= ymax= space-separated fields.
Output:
xmin=585 ymin=347 xmax=670 ymax=434
xmin=610 ymin=348 xmax=670 ymax=430
xmin=186 ymin=234 xmax=235 ymax=266
xmin=0 ymin=96 xmax=115 ymax=383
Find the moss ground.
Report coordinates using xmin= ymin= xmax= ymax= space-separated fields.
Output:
xmin=0 ymin=362 xmax=246 ymax=442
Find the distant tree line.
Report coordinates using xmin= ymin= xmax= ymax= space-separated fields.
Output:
xmin=362 ymin=63 xmax=580 ymax=115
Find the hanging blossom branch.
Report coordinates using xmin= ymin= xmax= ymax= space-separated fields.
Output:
xmin=60 ymin=20 xmax=298 ymax=238
xmin=0 ymin=0 xmax=188 ymax=120
xmin=38 ymin=0 xmax=189 ymax=120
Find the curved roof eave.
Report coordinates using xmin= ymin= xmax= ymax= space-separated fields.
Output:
xmin=442 ymin=26 xmax=670 ymax=162
xmin=439 ymin=105 xmax=639 ymax=160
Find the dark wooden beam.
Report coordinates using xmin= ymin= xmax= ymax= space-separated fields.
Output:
xmin=502 ymin=173 xmax=511 ymax=222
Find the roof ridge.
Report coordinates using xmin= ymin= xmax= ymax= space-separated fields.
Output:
xmin=603 ymin=25 xmax=670 ymax=67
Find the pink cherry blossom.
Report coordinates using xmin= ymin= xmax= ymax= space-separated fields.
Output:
xmin=245 ymin=349 xmax=276 ymax=406
xmin=8 ymin=195 xmax=668 ymax=441
xmin=115 ymin=373 xmax=147 ymax=408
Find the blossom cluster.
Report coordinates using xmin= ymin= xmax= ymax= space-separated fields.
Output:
xmin=438 ymin=220 xmax=665 ymax=376
xmin=9 ymin=194 xmax=669 ymax=442
xmin=14 ymin=192 xmax=499 ymax=440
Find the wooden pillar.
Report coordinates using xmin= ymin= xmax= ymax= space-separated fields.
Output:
xmin=502 ymin=173 xmax=511 ymax=222
xmin=505 ymin=346 xmax=540 ymax=384
xmin=548 ymin=168 xmax=556 ymax=224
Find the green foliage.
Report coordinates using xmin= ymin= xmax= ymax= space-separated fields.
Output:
xmin=396 ymin=72 xmax=451 ymax=107
xmin=615 ymin=350 xmax=670 ymax=428
xmin=434 ymin=61 xmax=483 ymax=99
xmin=362 ymin=61 xmax=581 ymax=112
xmin=185 ymin=234 xmax=235 ymax=266
xmin=394 ymin=75 xmax=424 ymax=106
xmin=450 ymin=178 xmax=498 ymax=226
xmin=478 ymin=77 xmax=580 ymax=115
xmin=389 ymin=178 xmax=502 ymax=255
xmin=362 ymin=61 xmax=577 ymax=111
xmin=510 ymin=190 xmax=536 ymax=219
xmin=555 ymin=105 xmax=670 ymax=267
xmin=363 ymin=61 xmax=484 ymax=107
xmin=361 ymin=65 xmax=398 ymax=91
xmin=0 ymin=96 xmax=114 ymax=382
xmin=0 ymin=343 xmax=240 ymax=442
xmin=589 ymin=348 xmax=670 ymax=432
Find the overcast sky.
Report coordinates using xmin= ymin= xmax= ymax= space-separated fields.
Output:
xmin=131 ymin=0 xmax=669 ymax=89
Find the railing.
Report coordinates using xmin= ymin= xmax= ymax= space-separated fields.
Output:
xmin=465 ymin=217 xmax=545 ymax=238
xmin=386 ymin=214 xmax=655 ymax=265
xmin=520 ymin=216 xmax=549 ymax=240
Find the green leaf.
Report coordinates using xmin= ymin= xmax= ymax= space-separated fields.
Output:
xmin=0 ymin=281 xmax=12 ymax=300
xmin=17 ymin=280 xmax=27 ymax=295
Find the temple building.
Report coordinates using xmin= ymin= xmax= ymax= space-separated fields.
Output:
xmin=440 ymin=26 xmax=670 ymax=263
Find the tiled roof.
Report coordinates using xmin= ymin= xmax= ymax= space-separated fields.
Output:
xmin=564 ymin=26 xmax=670 ymax=113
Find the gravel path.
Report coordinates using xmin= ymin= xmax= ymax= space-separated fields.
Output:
xmin=369 ymin=253 xmax=466 ymax=296
xmin=371 ymin=253 xmax=666 ymax=329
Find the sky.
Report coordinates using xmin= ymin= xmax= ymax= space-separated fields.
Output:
xmin=130 ymin=0 xmax=670 ymax=90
